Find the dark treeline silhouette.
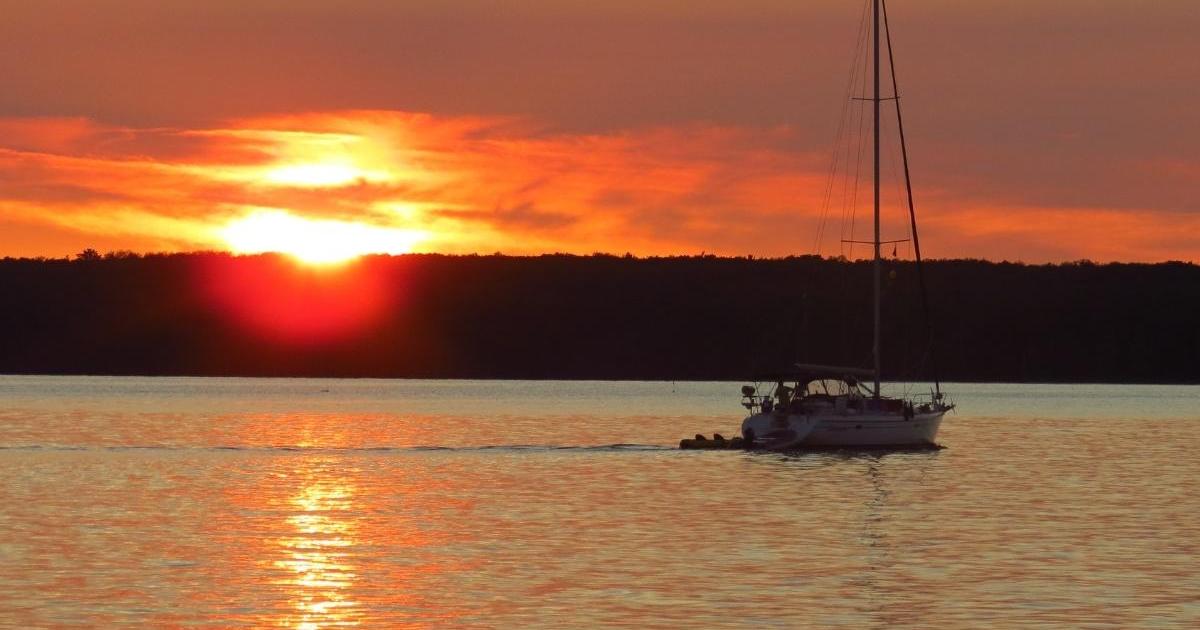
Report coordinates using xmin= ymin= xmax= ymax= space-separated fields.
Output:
xmin=1 ymin=251 xmax=1197 ymax=383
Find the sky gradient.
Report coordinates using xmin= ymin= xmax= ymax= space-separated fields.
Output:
xmin=1 ymin=0 xmax=1197 ymax=262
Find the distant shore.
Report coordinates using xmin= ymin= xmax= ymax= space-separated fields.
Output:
xmin=3 ymin=373 xmax=1200 ymax=386
xmin=2 ymin=252 xmax=1197 ymax=383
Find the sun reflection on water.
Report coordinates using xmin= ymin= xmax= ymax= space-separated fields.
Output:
xmin=274 ymin=463 xmax=361 ymax=629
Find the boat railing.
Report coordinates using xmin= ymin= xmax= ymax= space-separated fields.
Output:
xmin=740 ymin=385 xmax=769 ymax=412
xmin=906 ymin=390 xmax=954 ymax=412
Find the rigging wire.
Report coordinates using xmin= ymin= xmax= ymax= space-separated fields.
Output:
xmin=843 ymin=8 xmax=874 ymax=261
xmin=839 ymin=0 xmax=876 ymax=368
xmin=815 ymin=0 xmax=872 ymax=256
xmin=792 ymin=1 xmax=874 ymax=371
xmin=798 ymin=0 xmax=938 ymax=391
xmin=813 ymin=0 xmax=871 ymax=257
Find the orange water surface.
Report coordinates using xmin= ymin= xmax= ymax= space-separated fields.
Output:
xmin=0 ymin=378 xmax=1197 ymax=628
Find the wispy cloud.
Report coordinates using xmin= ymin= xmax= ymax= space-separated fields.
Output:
xmin=0 ymin=111 xmax=1195 ymax=262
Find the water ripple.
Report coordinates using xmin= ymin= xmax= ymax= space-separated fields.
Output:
xmin=1 ymin=379 xmax=1197 ymax=628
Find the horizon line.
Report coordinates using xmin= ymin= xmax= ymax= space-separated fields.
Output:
xmin=4 ymin=249 xmax=1196 ymax=268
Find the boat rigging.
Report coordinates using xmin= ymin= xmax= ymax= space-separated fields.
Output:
xmin=733 ymin=0 xmax=954 ymax=450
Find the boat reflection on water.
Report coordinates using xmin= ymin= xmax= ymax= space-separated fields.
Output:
xmin=745 ymin=448 xmax=945 ymax=625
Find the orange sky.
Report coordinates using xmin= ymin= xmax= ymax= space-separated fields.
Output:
xmin=1 ymin=1 xmax=1197 ymax=262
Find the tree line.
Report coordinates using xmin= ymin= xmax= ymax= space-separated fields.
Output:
xmin=1 ymin=251 xmax=1196 ymax=383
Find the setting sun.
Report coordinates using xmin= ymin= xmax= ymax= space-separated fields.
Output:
xmin=221 ymin=209 xmax=426 ymax=265
xmin=263 ymin=162 xmax=386 ymax=188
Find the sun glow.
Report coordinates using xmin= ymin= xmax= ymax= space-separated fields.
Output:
xmin=221 ymin=209 xmax=425 ymax=265
xmin=263 ymin=162 xmax=387 ymax=188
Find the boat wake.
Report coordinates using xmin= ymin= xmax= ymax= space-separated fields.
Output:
xmin=0 ymin=443 xmax=677 ymax=454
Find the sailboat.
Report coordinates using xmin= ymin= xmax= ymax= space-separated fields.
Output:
xmin=740 ymin=0 xmax=953 ymax=450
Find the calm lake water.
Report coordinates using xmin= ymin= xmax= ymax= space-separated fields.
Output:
xmin=0 ymin=376 xmax=1197 ymax=628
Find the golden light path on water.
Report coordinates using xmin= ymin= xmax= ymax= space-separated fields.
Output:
xmin=275 ymin=464 xmax=360 ymax=629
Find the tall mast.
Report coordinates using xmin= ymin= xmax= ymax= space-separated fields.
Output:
xmin=872 ymin=0 xmax=882 ymax=399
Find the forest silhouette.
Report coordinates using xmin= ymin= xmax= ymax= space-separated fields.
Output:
xmin=1 ymin=252 xmax=1196 ymax=383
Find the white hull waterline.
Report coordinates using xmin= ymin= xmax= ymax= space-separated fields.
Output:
xmin=741 ymin=409 xmax=944 ymax=449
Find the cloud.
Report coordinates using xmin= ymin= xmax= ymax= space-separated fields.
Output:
xmin=1 ymin=2 xmax=1196 ymax=263
xmin=0 ymin=110 xmax=1196 ymax=263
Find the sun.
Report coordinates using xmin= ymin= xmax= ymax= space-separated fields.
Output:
xmin=221 ymin=209 xmax=425 ymax=265
xmin=263 ymin=162 xmax=388 ymax=188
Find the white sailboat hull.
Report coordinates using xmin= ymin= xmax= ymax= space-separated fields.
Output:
xmin=741 ymin=409 xmax=944 ymax=450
